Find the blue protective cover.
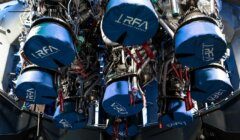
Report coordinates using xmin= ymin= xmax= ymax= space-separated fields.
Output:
xmin=191 ymin=67 xmax=233 ymax=104
xmin=106 ymin=122 xmax=138 ymax=137
xmin=161 ymin=100 xmax=193 ymax=128
xmin=144 ymin=80 xmax=159 ymax=125
xmin=102 ymin=80 xmax=143 ymax=117
xmin=53 ymin=102 xmax=86 ymax=130
xmin=101 ymin=0 xmax=159 ymax=46
xmin=15 ymin=69 xmax=57 ymax=104
xmin=23 ymin=21 xmax=76 ymax=70
xmin=175 ymin=21 xmax=227 ymax=68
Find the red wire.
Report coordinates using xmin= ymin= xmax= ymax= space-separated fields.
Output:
xmin=58 ymin=89 xmax=64 ymax=112
xmin=77 ymin=61 xmax=89 ymax=78
xmin=171 ymin=63 xmax=180 ymax=78
xmin=142 ymin=43 xmax=155 ymax=59
xmin=136 ymin=49 xmax=144 ymax=68
xmin=185 ymin=69 xmax=189 ymax=82
xmin=179 ymin=65 xmax=183 ymax=81
xmin=159 ymin=115 xmax=163 ymax=129
xmin=185 ymin=89 xmax=194 ymax=110
xmin=124 ymin=48 xmax=141 ymax=68
xmin=159 ymin=123 xmax=163 ymax=129
xmin=130 ymin=93 xmax=134 ymax=106
xmin=187 ymin=89 xmax=194 ymax=109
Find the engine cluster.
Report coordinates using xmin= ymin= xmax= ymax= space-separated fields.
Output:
xmin=8 ymin=0 xmax=233 ymax=138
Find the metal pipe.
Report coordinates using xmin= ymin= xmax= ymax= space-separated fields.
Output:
xmin=159 ymin=18 xmax=174 ymax=38
xmin=170 ymin=0 xmax=180 ymax=17
xmin=37 ymin=113 xmax=41 ymax=137
xmin=68 ymin=0 xmax=73 ymax=17
xmin=210 ymin=0 xmax=215 ymax=15
xmin=137 ymin=81 xmax=147 ymax=126
xmin=142 ymin=102 xmax=148 ymax=127
xmin=121 ymin=49 xmax=125 ymax=64
xmin=137 ymin=58 xmax=150 ymax=74
xmin=94 ymin=100 xmax=99 ymax=126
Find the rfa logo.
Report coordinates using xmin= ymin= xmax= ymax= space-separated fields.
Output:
xmin=26 ymin=88 xmax=36 ymax=102
xmin=202 ymin=43 xmax=214 ymax=62
xmin=115 ymin=14 xmax=148 ymax=32
xmin=59 ymin=119 xmax=72 ymax=128
xmin=31 ymin=45 xmax=60 ymax=59
xmin=166 ymin=121 xmax=187 ymax=128
xmin=111 ymin=102 xmax=128 ymax=115
xmin=207 ymin=89 xmax=226 ymax=101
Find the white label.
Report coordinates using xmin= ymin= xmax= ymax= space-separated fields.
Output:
xmin=59 ymin=119 xmax=72 ymax=128
xmin=202 ymin=43 xmax=214 ymax=61
xmin=31 ymin=45 xmax=60 ymax=59
xmin=115 ymin=14 xmax=148 ymax=32
xmin=166 ymin=121 xmax=187 ymax=128
xmin=207 ymin=89 xmax=226 ymax=101
xmin=26 ymin=88 xmax=36 ymax=102
xmin=110 ymin=102 xmax=128 ymax=115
